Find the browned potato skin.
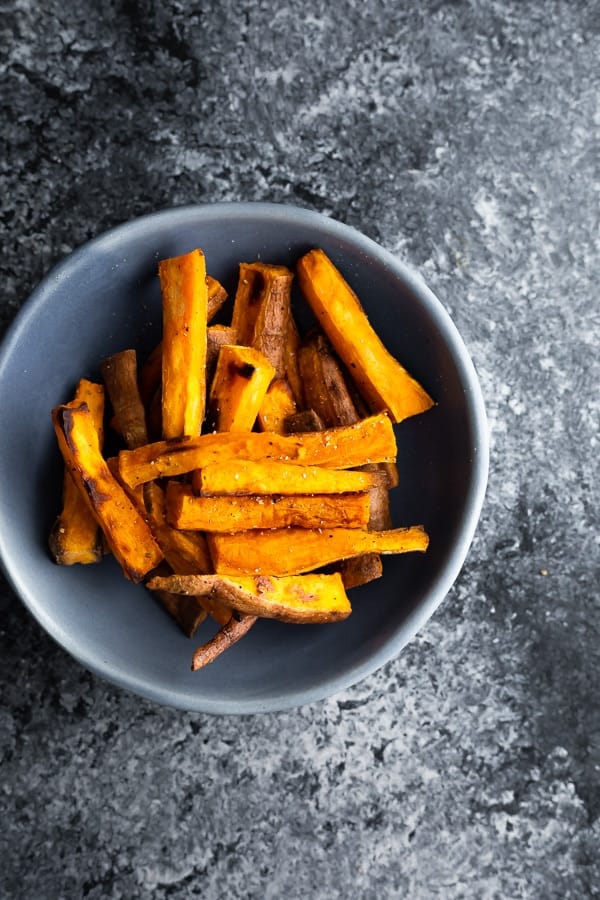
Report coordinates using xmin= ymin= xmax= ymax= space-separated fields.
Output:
xmin=153 ymin=589 xmax=208 ymax=638
xmin=101 ymin=349 xmax=148 ymax=450
xmin=232 ymin=262 xmax=294 ymax=378
xmin=191 ymin=613 xmax=257 ymax=671
xmin=147 ymin=572 xmax=352 ymax=624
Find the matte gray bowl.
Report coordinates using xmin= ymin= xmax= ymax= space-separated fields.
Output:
xmin=0 ymin=203 xmax=488 ymax=713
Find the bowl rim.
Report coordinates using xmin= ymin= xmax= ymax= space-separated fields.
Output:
xmin=0 ymin=201 xmax=489 ymax=713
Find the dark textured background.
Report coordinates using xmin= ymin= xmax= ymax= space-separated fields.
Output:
xmin=1 ymin=1 xmax=599 ymax=898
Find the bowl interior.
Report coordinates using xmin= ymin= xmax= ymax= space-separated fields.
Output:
xmin=0 ymin=204 xmax=487 ymax=712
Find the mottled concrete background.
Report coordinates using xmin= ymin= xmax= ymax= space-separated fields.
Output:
xmin=1 ymin=1 xmax=599 ymax=898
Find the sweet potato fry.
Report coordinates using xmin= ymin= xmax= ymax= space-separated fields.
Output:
xmin=191 ymin=613 xmax=257 ymax=671
xmin=282 ymin=314 xmax=304 ymax=407
xmin=208 ymin=344 xmax=275 ymax=433
xmin=297 ymin=249 xmax=434 ymax=423
xmin=257 ymin=378 xmax=297 ymax=434
xmin=299 ymin=331 xmax=359 ymax=428
xmin=209 ymin=525 xmax=429 ymax=576
xmin=153 ymin=588 xmax=208 ymax=638
xmin=196 ymin=460 xmax=385 ymax=497
xmin=159 ymin=248 xmax=208 ymax=438
xmin=101 ymin=349 xmax=148 ymax=449
xmin=52 ymin=402 xmax=163 ymax=581
xmin=231 ymin=262 xmax=293 ymax=377
xmin=137 ymin=276 xmax=228 ymax=413
xmin=49 ymin=379 xmax=105 ymax=566
xmin=166 ymin=482 xmax=371 ymax=531
xmin=146 ymin=572 xmax=352 ymax=624
xmin=117 ymin=413 xmax=397 ymax=488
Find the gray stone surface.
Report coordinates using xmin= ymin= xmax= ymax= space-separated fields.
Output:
xmin=1 ymin=1 xmax=599 ymax=897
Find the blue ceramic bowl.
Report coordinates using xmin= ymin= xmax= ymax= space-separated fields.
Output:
xmin=0 ymin=204 xmax=488 ymax=713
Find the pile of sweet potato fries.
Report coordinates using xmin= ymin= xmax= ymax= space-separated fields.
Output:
xmin=50 ymin=247 xmax=434 ymax=670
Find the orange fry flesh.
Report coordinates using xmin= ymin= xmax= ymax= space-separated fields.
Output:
xmin=159 ymin=248 xmax=208 ymax=438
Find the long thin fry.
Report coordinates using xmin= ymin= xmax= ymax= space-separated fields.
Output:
xmin=101 ymin=349 xmax=148 ymax=449
xmin=191 ymin=614 xmax=257 ymax=671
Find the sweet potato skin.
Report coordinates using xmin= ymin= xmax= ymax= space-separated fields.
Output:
xmin=191 ymin=613 xmax=257 ymax=670
xmin=147 ymin=572 xmax=352 ymax=624
xmin=101 ymin=349 xmax=148 ymax=449
xmin=232 ymin=262 xmax=294 ymax=377
xmin=153 ymin=589 xmax=208 ymax=638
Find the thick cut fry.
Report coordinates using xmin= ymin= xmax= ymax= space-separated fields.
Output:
xmin=297 ymin=249 xmax=434 ymax=423
xmin=208 ymin=344 xmax=275 ymax=433
xmin=147 ymin=572 xmax=352 ymax=624
xmin=117 ymin=413 xmax=397 ymax=488
xmin=160 ymin=248 xmax=208 ymax=438
xmin=257 ymin=379 xmax=297 ymax=434
xmin=231 ymin=262 xmax=293 ymax=377
xmin=166 ymin=483 xmax=371 ymax=532
xmin=101 ymin=349 xmax=148 ymax=449
xmin=137 ymin=276 xmax=228 ymax=413
xmin=49 ymin=380 xmax=105 ymax=566
xmin=143 ymin=482 xmax=212 ymax=574
xmin=191 ymin=613 xmax=257 ymax=671
xmin=153 ymin=589 xmax=208 ymax=638
xmin=52 ymin=403 xmax=163 ymax=581
xmin=196 ymin=460 xmax=385 ymax=497
xmin=209 ymin=525 xmax=429 ymax=576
